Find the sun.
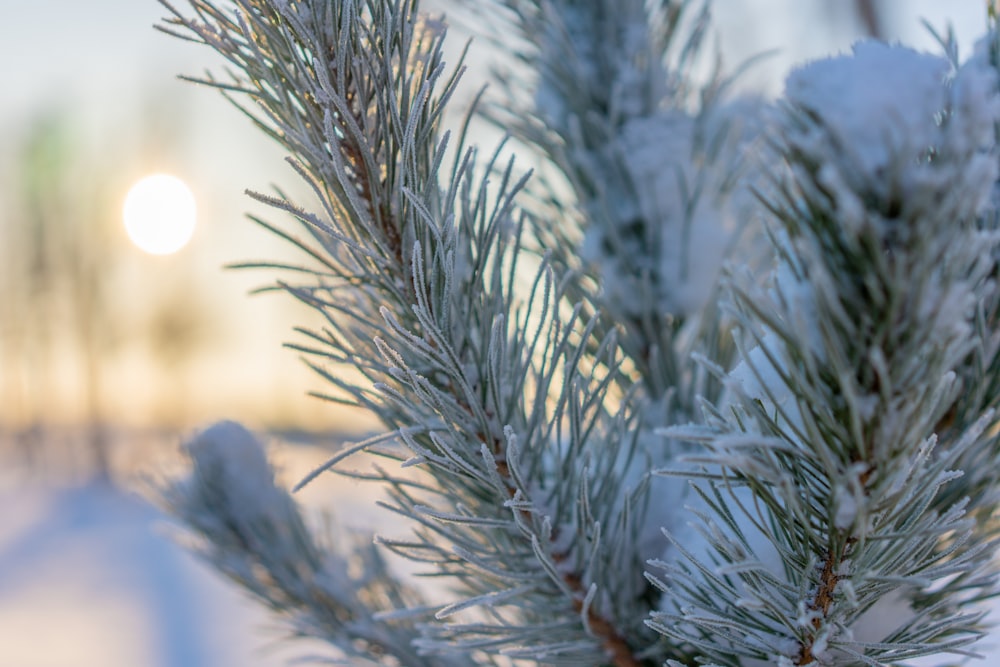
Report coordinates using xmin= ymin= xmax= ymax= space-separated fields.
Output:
xmin=122 ymin=173 xmax=197 ymax=255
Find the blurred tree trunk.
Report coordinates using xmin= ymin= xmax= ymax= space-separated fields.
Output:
xmin=8 ymin=110 xmax=117 ymax=480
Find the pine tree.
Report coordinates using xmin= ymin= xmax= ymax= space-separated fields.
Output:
xmin=159 ymin=1 xmax=1000 ymax=665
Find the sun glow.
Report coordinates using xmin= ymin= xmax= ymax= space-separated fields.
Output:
xmin=123 ymin=174 xmax=197 ymax=255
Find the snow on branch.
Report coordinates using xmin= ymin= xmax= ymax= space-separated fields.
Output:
xmin=653 ymin=38 xmax=1000 ymax=666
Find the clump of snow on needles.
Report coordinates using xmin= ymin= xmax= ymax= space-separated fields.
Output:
xmin=583 ymin=99 xmax=771 ymax=319
xmin=784 ymin=41 xmax=1000 ymax=225
xmin=785 ymin=42 xmax=951 ymax=180
xmin=183 ymin=420 xmax=286 ymax=528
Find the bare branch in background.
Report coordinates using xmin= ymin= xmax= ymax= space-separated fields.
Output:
xmin=856 ymin=0 xmax=883 ymax=38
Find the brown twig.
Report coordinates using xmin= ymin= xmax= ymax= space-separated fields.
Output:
xmin=797 ymin=550 xmax=841 ymax=665
xmin=797 ymin=464 xmax=872 ymax=664
xmin=327 ymin=50 xmax=406 ymax=273
xmin=855 ymin=0 xmax=883 ymax=39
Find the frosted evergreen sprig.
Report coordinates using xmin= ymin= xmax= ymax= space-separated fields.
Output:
xmin=481 ymin=4 xmax=772 ymax=634
xmin=484 ymin=3 xmax=775 ymax=642
xmin=166 ymin=421 xmax=443 ymax=667
xmin=930 ymin=25 xmax=1000 ymax=540
xmin=653 ymin=41 xmax=1000 ymax=666
xmin=160 ymin=0 xmax=672 ymax=663
xmin=485 ymin=0 xmax=766 ymax=413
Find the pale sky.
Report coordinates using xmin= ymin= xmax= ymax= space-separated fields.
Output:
xmin=712 ymin=0 xmax=989 ymax=94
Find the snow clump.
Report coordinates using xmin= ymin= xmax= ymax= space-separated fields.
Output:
xmin=784 ymin=41 xmax=999 ymax=230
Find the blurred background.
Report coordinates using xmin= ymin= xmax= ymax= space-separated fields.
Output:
xmin=0 ymin=3 xmax=367 ymax=480
xmin=0 ymin=1 xmax=994 ymax=666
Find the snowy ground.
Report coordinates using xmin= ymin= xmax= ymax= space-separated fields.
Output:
xmin=0 ymin=480 xmax=307 ymax=667
xmin=2 ymin=434 xmax=1000 ymax=666
xmin=0 ymin=481 xmax=298 ymax=667
xmin=0 ymin=435 xmax=362 ymax=667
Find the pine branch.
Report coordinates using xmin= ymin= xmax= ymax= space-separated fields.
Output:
xmin=481 ymin=0 xmax=767 ymax=413
xmin=166 ymin=421 xmax=448 ymax=667
xmin=652 ymin=41 xmax=1000 ymax=666
xmin=160 ymin=0 xmax=666 ymax=663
